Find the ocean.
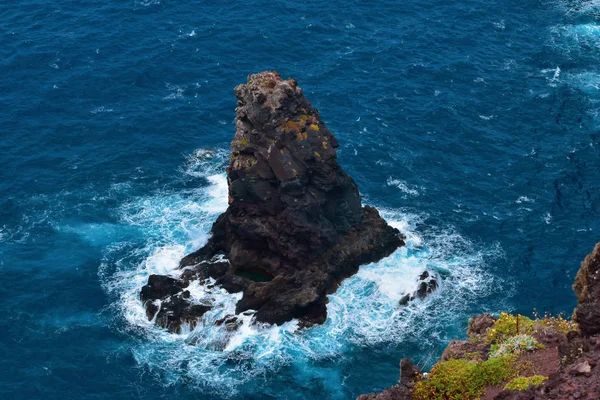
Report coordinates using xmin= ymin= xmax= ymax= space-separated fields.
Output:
xmin=1 ymin=0 xmax=600 ymax=398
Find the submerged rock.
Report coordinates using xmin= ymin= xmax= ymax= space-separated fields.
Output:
xmin=141 ymin=71 xmax=404 ymax=331
xmin=398 ymin=270 xmax=439 ymax=306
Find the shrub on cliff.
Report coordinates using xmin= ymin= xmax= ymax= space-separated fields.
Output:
xmin=489 ymin=334 xmax=542 ymax=358
xmin=412 ymin=355 xmax=517 ymax=400
xmin=486 ymin=313 xmax=534 ymax=343
xmin=503 ymin=375 xmax=547 ymax=391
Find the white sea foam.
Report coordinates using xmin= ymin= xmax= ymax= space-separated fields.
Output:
xmin=91 ymin=106 xmax=114 ymax=114
xmin=565 ymin=72 xmax=600 ymax=95
xmin=100 ymin=149 xmax=506 ymax=396
xmin=386 ymin=177 xmax=421 ymax=197
xmin=563 ymin=23 xmax=600 ymax=39
xmin=136 ymin=0 xmax=160 ymax=6
xmin=541 ymin=66 xmax=561 ymax=87
xmin=555 ymin=1 xmax=600 ymax=18
xmin=516 ymin=196 xmax=535 ymax=204
xmin=163 ymin=83 xmax=185 ymax=100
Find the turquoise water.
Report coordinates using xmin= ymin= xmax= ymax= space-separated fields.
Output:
xmin=2 ymin=0 xmax=600 ymax=398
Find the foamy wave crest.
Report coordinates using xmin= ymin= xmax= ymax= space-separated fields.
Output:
xmin=565 ymin=71 xmax=600 ymax=95
xmin=550 ymin=23 xmax=600 ymax=49
xmin=553 ymin=0 xmax=600 ymax=17
xmin=100 ymin=149 xmax=506 ymax=397
xmin=386 ymin=177 xmax=421 ymax=197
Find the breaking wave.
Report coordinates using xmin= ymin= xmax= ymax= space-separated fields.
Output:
xmin=99 ymin=149 xmax=507 ymax=397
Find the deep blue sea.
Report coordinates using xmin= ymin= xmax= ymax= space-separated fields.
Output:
xmin=2 ymin=0 xmax=600 ymax=398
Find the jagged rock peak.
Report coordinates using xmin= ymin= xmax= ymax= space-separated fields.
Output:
xmin=224 ymin=70 xmax=366 ymax=268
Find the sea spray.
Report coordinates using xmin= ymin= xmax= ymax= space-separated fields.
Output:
xmin=99 ymin=149 xmax=508 ymax=397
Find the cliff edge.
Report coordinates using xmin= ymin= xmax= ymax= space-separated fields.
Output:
xmin=359 ymin=242 xmax=600 ymax=400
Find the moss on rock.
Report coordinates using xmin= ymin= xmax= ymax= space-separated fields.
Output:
xmin=412 ymin=355 xmax=517 ymax=400
xmin=503 ymin=375 xmax=547 ymax=391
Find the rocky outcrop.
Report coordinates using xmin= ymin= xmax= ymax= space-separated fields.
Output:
xmin=468 ymin=312 xmax=497 ymax=336
xmin=140 ymin=71 xmax=404 ymax=332
xmin=573 ymin=243 xmax=600 ymax=336
xmin=398 ymin=270 xmax=439 ymax=306
xmin=358 ymin=242 xmax=600 ymax=400
xmin=495 ymin=333 xmax=600 ymax=400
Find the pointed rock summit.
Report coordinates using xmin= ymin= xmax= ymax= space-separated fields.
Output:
xmin=141 ymin=71 xmax=404 ymax=331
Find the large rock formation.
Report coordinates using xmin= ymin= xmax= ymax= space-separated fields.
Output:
xmin=141 ymin=71 xmax=404 ymax=332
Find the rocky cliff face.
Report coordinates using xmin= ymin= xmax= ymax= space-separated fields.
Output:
xmin=573 ymin=243 xmax=600 ymax=336
xmin=358 ymin=242 xmax=600 ymax=400
xmin=140 ymin=71 xmax=404 ymax=331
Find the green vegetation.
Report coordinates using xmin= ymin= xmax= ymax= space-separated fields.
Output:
xmin=489 ymin=334 xmax=543 ymax=358
xmin=412 ymin=312 xmax=571 ymax=399
xmin=487 ymin=313 xmax=534 ymax=344
xmin=533 ymin=311 xmax=578 ymax=333
xmin=503 ymin=375 xmax=547 ymax=391
xmin=412 ymin=355 xmax=517 ymax=400
xmin=412 ymin=312 xmax=575 ymax=398
xmin=487 ymin=312 xmax=577 ymax=345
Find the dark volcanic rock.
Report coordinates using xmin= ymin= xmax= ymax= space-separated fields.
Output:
xmin=215 ymin=315 xmax=241 ymax=332
xmin=141 ymin=71 xmax=404 ymax=330
xmin=398 ymin=270 xmax=439 ymax=306
xmin=573 ymin=243 xmax=600 ymax=336
xmin=154 ymin=296 xmax=211 ymax=333
xmin=140 ymin=275 xmax=183 ymax=304
xmin=441 ymin=338 xmax=490 ymax=362
xmin=399 ymin=358 xmax=420 ymax=387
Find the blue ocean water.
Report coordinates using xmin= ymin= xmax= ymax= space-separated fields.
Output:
xmin=2 ymin=0 xmax=600 ymax=398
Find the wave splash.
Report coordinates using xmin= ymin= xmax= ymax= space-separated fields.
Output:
xmin=99 ymin=149 xmax=506 ymax=397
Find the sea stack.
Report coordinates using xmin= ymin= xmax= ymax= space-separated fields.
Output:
xmin=141 ymin=71 xmax=404 ymax=332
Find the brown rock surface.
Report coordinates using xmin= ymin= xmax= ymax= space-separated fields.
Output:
xmin=358 ymin=242 xmax=600 ymax=400
xmin=573 ymin=243 xmax=600 ymax=336
xmin=468 ymin=312 xmax=497 ymax=336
